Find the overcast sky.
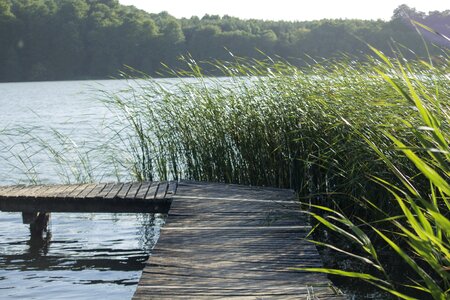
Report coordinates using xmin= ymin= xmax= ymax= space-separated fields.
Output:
xmin=119 ymin=1 xmax=448 ymax=21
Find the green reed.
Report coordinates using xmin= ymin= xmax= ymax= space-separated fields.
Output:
xmin=102 ymin=51 xmax=449 ymax=298
xmin=299 ymin=50 xmax=450 ymax=299
xmin=0 ymin=125 xmax=126 ymax=184
xmin=105 ymin=56 xmax=419 ymax=197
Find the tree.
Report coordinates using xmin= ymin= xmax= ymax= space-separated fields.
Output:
xmin=0 ymin=1 xmax=445 ymax=82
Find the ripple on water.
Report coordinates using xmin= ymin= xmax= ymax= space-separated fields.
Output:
xmin=0 ymin=212 xmax=165 ymax=299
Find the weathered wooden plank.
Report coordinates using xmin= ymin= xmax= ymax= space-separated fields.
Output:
xmin=135 ymin=182 xmax=152 ymax=199
xmin=175 ymin=181 xmax=295 ymax=200
xmin=76 ymin=184 xmax=98 ymax=199
xmin=168 ymin=202 xmax=298 ymax=214
xmin=134 ymin=295 xmax=344 ymax=300
xmin=173 ymin=195 xmax=299 ymax=205
xmin=144 ymin=182 xmax=159 ymax=200
xmin=168 ymin=210 xmax=307 ymax=218
xmin=0 ymin=185 xmax=23 ymax=195
xmin=137 ymin=279 xmax=330 ymax=291
xmin=66 ymin=184 xmax=90 ymax=198
xmin=137 ymin=277 xmax=319 ymax=287
xmin=125 ymin=182 xmax=141 ymax=199
xmin=105 ymin=183 xmax=124 ymax=199
xmin=56 ymin=184 xmax=79 ymax=197
xmin=148 ymin=253 xmax=322 ymax=265
xmin=155 ymin=181 xmax=169 ymax=199
xmin=24 ymin=185 xmax=45 ymax=196
xmin=116 ymin=182 xmax=132 ymax=198
xmin=171 ymin=196 xmax=299 ymax=206
xmin=134 ymin=295 xmax=318 ymax=300
xmin=32 ymin=185 xmax=60 ymax=197
xmin=145 ymin=259 xmax=324 ymax=272
xmin=167 ymin=213 xmax=306 ymax=221
xmin=95 ymin=183 xmax=116 ymax=198
xmin=85 ymin=183 xmax=107 ymax=198
xmin=166 ymin=218 xmax=303 ymax=227
xmin=166 ymin=181 xmax=178 ymax=197
xmin=0 ymin=185 xmax=10 ymax=193
xmin=47 ymin=184 xmax=72 ymax=197
xmin=134 ymin=285 xmax=343 ymax=296
xmin=152 ymin=245 xmax=319 ymax=255
xmin=5 ymin=185 xmax=30 ymax=197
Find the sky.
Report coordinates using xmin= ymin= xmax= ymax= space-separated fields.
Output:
xmin=119 ymin=1 xmax=449 ymax=22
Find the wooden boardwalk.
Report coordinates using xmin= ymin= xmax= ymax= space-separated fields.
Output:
xmin=0 ymin=181 xmax=345 ymax=299
xmin=0 ymin=181 xmax=176 ymax=213
xmin=134 ymin=181 xmax=345 ymax=299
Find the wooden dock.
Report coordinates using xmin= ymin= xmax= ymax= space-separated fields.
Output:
xmin=0 ymin=181 xmax=345 ymax=299
xmin=135 ymin=181 xmax=345 ymax=299
xmin=0 ymin=181 xmax=175 ymax=213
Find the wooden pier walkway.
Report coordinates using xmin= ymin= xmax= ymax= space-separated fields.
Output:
xmin=0 ymin=181 xmax=345 ymax=299
xmin=135 ymin=181 xmax=345 ymax=299
xmin=0 ymin=181 xmax=175 ymax=213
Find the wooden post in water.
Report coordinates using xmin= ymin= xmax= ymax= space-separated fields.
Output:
xmin=22 ymin=212 xmax=51 ymax=236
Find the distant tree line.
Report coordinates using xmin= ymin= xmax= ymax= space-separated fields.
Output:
xmin=0 ymin=0 xmax=448 ymax=82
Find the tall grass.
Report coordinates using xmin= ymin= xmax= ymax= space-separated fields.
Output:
xmin=102 ymin=50 xmax=449 ymax=298
xmin=104 ymin=56 xmax=429 ymax=198
xmin=299 ymin=51 xmax=450 ymax=299
xmin=0 ymin=125 xmax=127 ymax=184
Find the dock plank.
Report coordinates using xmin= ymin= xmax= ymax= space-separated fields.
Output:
xmin=144 ymin=182 xmax=159 ymax=200
xmin=135 ymin=182 xmax=152 ymax=199
xmin=105 ymin=183 xmax=124 ymax=199
xmin=116 ymin=183 xmax=132 ymax=198
xmin=96 ymin=183 xmax=116 ymax=198
xmin=166 ymin=181 xmax=178 ymax=197
xmin=66 ymin=184 xmax=91 ymax=198
xmin=133 ymin=181 xmax=344 ymax=299
xmin=5 ymin=185 xmax=30 ymax=197
xmin=85 ymin=183 xmax=107 ymax=198
xmin=125 ymin=183 xmax=141 ymax=199
xmin=0 ymin=181 xmax=172 ymax=213
xmin=56 ymin=184 xmax=79 ymax=197
xmin=48 ymin=184 xmax=73 ymax=197
xmin=75 ymin=184 xmax=98 ymax=199
xmin=155 ymin=181 xmax=169 ymax=199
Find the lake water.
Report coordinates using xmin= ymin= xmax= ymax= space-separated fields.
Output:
xmin=0 ymin=79 xmax=139 ymax=185
xmin=0 ymin=79 xmax=165 ymax=299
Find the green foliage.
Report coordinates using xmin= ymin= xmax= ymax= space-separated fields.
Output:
xmin=297 ymin=50 xmax=450 ymax=298
xmin=100 ymin=45 xmax=449 ymax=297
xmin=0 ymin=1 xmax=448 ymax=82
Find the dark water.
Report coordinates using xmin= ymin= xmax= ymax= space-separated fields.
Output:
xmin=0 ymin=212 xmax=165 ymax=299
xmin=0 ymin=79 xmax=170 ymax=299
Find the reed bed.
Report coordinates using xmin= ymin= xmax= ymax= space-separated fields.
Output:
xmin=102 ymin=51 xmax=449 ymax=299
xmin=104 ymin=56 xmax=431 ymax=198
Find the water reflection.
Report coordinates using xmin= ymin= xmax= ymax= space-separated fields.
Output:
xmin=0 ymin=212 xmax=165 ymax=299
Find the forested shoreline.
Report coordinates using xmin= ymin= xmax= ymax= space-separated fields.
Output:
xmin=0 ymin=0 xmax=448 ymax=82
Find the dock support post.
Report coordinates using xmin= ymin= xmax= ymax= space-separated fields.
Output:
xmin=22 ymin=212 xmax=51 ymax=236
xmin=22 ymin=212 xmax=38 ymax=224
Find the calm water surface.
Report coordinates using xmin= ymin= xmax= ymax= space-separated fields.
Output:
xmin=0 ymin=79 xmax=168 ymax=299
xmin=0 ymin=79 xmax=139 ymax=184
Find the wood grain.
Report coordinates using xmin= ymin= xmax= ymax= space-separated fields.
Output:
xmin=133 ymin=181 xmax=345 ymax=299
xmin=0 ymin=181 xmax=173 ymax=213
